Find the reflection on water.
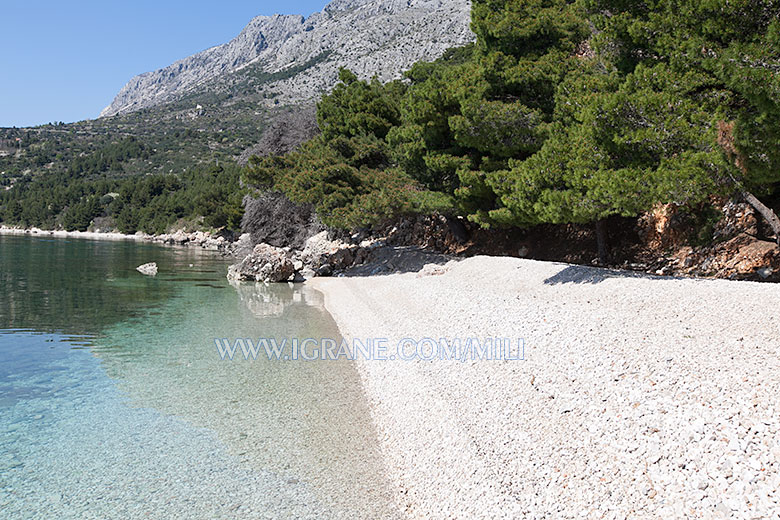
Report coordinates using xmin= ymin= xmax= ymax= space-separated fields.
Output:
xmin=95 ymin=279 xmax=399 ymax=518
xmin=0 ymin=234 xmax=223 ymax=335
xmin=231 ymin=278 xmax=329 ymax=318
xmin=0 ymin=235 xmax=399 ymax=519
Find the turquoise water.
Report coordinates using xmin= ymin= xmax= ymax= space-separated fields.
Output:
xmin=0 ymin=235 xmax=397 ymax=519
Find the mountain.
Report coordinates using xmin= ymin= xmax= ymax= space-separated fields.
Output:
xmin=0 ymin=0 xmax=473 ymax=192
xmin=101 ymin=0 xmax=474 ymax=118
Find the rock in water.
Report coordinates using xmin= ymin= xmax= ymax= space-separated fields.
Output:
xmin=227 ymin=243 xmax=295 ymax=282
xmin=136 ymin=262 xmax=158 ymax=276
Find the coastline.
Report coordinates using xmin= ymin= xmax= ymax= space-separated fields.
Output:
xmin=0 ymin=225 xmax=235 ymax=252
xmin=0 ymin=225 xmax=148 ymax=241
xmin=310 ymin=256 xmax=780 ymax=518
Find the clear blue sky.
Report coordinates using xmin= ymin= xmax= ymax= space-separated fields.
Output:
xmin=0 ymin=1 xmax=329 ymax=128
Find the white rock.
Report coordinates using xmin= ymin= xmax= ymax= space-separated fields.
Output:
xmin=136 ymin=262 xmax=158 ymax=276
xmin=101 ymin=0 xmax=475 ymax=117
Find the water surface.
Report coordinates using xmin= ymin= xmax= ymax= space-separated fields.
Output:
xmin=0 ymin=234 xmax=397 ymax=519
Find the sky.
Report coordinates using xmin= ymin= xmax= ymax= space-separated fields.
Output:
xmin=0 ymin=1 xmax=329 ymax=128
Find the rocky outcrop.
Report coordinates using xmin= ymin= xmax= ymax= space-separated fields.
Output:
xmin=297 ymin=231 xmax=362 ymax=273
xmin=227 ymin=228 xmax=455 ymax=283
xmin=380 ymin=214 xmax=470 ymax=253
xmin=637 ymin=199 xmax=780 ymax=281
xmin=151 ymin=229 xmax=230 ymax=250
xmin=226 ymin=230 xmax=377 ymax=283
xmin=227 ymin=243 xmax=296 ymax=282
xmin=666 ymin=234 xmax=780 ymax=281
xmin=100 ymin=0 xmax=474 ymax=117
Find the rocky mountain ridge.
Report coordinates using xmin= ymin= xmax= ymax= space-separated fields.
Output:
xmin=101 ymin=0 xmax=474 ymax=117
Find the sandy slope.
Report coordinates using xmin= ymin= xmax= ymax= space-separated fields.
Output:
xmin=311 ymin=256 xmax=780 ymax=519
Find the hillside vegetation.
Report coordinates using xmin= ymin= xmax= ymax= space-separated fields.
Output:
xmin=247 ymin=0 xmax=780 ymax=262
xmin=3 ymin=0 xmax=780 ymax=265
xmin=0 ymin=55 xmax=322 ymax=232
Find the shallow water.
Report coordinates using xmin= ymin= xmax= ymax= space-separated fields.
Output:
xmin=0 ymin=235 xmax=397 ymax=519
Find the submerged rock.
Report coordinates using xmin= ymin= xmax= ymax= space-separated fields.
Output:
xmin=136 ymin=262 xmax=158 ymax=276
xmin=227 ymin=243 xmax=295 ymax=283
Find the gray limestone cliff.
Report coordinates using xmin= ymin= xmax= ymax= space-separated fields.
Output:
xmin=101 ymin=0 xmax=473 ymax=117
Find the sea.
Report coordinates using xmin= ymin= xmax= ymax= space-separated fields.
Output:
xmin=0 ymin=234 xmax=397 ymax=519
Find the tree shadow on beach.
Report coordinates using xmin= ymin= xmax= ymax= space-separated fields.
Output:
xmin=543 ymin=264 xmax=689 ymax=285
xmin=343 ymin=245 xmax=455 ymax=277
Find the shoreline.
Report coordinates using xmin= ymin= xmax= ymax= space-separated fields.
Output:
xmin=0 ymin=225 xmax=235 ymax=252
xmin=0 ymin=225 xmax=148 ymax=241
xmin=311 ymin=256 xmax=780 ymax=518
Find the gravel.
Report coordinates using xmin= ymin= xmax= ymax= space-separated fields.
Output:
xmin=311 ymin=256 xmax=780 ymax=519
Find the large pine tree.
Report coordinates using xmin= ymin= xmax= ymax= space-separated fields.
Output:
xmin=389 ymin=0 xmax=588 ymax=225
xmin=587 ymin=0 xmax=780 ymax=242
xmin=485 ymin=0 xmax=780 ymax=261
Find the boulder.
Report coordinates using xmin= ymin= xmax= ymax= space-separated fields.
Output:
xmin=301 ymin=231 xmax=349 ymax=266
xmin=227 ymin=243 xmax=295 ymax=282
xmin=300 ymin=267 xmax=316 ymax=280
xmin=328 ymin=247 xmax=355 ymax=271
xmin=300 ymin=231 xmax=334 ymax=267
xmin=136 ymin=262 xmax=158 ymax=276
xmin=297 ymin=230 xmax=364 ymax=276
xmin=727 ymin=239 xmax=780 ymax=278
xmin=171 ymin=230 xmax=189 ymax=244
xmin=315 ymin=263 xmax=333 ymax=277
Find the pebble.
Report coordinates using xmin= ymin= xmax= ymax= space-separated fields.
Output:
xmin=316 ymin=256 xmax=780 ymax=518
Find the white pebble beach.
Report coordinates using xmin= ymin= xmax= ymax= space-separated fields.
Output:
xmin=311 ymin=256 xmax=780 ymax=519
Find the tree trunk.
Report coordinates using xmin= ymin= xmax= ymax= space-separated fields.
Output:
xmin=742 ymin=191 xmax=780 ymax=245
xmin=595 ymin=219 xmax=610 ymax=266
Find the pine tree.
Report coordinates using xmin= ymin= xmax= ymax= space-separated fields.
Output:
xmin=245 ymin=71 xmax=453 ymax=229
xmin=389 ymin=0 xmax=589 ymax=226
xmin=486 ymin=0 xmax=780 ymax=261
xmin=585 ymin=0 xmax=780 ymax=243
